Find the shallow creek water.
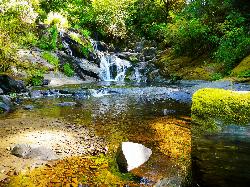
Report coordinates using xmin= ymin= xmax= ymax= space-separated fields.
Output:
xmin=0 ymin=82 xmax=250 ymax=186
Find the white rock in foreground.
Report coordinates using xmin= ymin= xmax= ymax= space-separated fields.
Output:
xmin=116 ymin=142 xmax=152 ymax=172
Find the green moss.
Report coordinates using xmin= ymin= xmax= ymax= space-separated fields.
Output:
xmin=63 ymin=63 xmax=74 ymax=77
xmin=231 ymin=55 xmax=250 ymax=77
xmin=156 ymin=50 xmax=224 ymax=80
xmin=191 ymin=88 xmax=250 ymax=131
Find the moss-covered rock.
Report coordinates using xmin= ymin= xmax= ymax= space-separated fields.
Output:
xmin=191 ymin=88 xmax=250 ymax=130
xmin=229 ymin=55 xmax=250 ymax=82
xmin=156 ymin=50 xmax=223 ymax=80
xmin=231 ymin=55 xmax=250 ymax=76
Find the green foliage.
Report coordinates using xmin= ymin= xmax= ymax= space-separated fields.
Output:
xmin=42 ymin=51 xmax=59 ymax=70
xmin=214 ymin=28 xmax=250 ymax=73
xmin=238 ymin=70 xmax=250 ymax=78
xmin=0 ymin=0 xmax=38 ymax=73
xmin=81 ymin=29 xmax=91 ymax=38
xmin=211 ymin=73 xmax=223 ymax=81
xmin=39 ymin=25 xmax=59 ymax=50
xmin=165 ymin=17 xmax=211 ymax=56
xmin=63 ymin=63 xmax=74 ymax=77
xmin=192 ymin=88 xmax=250 ymax=131
xmin=27 ymin=69 xmax=45 ymax=86
xmin=69 ymin=32 xmax=93 ymax=56
xmin=44 ymin=12 xmax=69 ymax=30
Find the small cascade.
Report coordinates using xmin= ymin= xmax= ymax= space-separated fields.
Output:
xmin=91 ymin=39 xmax=131 ymax=82
xmin=60 ymin=34 xmax=132 ymax=82
xmin=99 ymin=54 xmax=131 ymax=81
xmin=132 ymin=68 xmax=142 ymax=83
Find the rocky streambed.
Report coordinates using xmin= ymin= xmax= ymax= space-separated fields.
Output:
xmin=0 ymin=79 xmax=250 ymax=186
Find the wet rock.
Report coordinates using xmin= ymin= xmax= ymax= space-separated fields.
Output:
xmin=0 ymin=88 xmax=3 ymax=95
xmin=0 ymin=75 xmax=26 ymax=94
xmin=29 ymin=90 xmax=43 ymax=99
xmin=163 ymin=109 xmax=176 ymax=116
xmin=0 ymin=95 xmax=12 ymax=113
xmin=57 ymin=51 xmax=99 ymax=80
xmin=42 ymin=79 xmax=50 ymax=86
xmin=155 ymin=177 xmax=182 ymax=187
xmin=11 ymin=144 xmax=58 ymax=161
xmin=142 ymin=47 xmax=157 ymax=57
xmin=116 ymin=142 xmax=152 ymax=172
xmin=57 ymin=102 xmax=77 ymax=107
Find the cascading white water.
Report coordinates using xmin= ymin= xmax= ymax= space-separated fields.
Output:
xmin=99 ymin=54 xmax=131 ymax=81
xmin=90 ymin=39 xmax=131 ymax=82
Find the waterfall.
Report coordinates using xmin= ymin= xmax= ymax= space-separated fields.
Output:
xmin=99 ymin=54 xmax=131 ymax=81
xmin=90 ymin=39 xmax=131 ymax=82
xmin=60 ymin=34 xmax=132 ymax=82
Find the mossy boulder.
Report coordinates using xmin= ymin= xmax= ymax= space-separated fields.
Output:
xmin=231 ymin=55 xmax=250 ymax=77
xmin=230 ymin=55 xmax=250 ymax=82
xmin=191 ymin=88 xmax=250 ymax=130
xmin=156 ymin=50 xmax=222 ymax=80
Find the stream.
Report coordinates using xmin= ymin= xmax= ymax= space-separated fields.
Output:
xmin=0 ymin=81 xmax=250 ymax=186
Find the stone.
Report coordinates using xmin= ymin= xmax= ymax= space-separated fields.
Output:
xmin=163 ymin=109 xmax=176 ymax=116
xmin=116 ymin=142 xmax=152 ymax=172
xmin=23 ymin=105 xmax=34 ymax=110
xmin=0 ymin=88 xmax=3 ymax=94
xmin=26 ymin=147 xmax=58 ymax=161
xmin=0 ymin=75 xmax=26 ymax=94
xmin=11 ymin=144 xmax=58 ymax=161
xmin=11 ymin=144 xmax=32 ymax=158
xmin=57 ymin=102 xmax=77 ymax=107
xmin=29 ymin=90 xmax=43 ymax=99
xmin=155 ymin=177 xmax=182 ymax=187
xmin=0 ymin=95 xmax=12 ymax=113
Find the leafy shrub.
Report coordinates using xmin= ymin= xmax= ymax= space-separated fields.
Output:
xmin=27 ymin=69 xmax=45 ymax=86
xmin=211 ymin=73 xmax=223 ymax=81
xmin=69 ymin=32 xmax=93 ymax=56
xmin=0 ymin=0 xmax=39 ymax=72
xmin=214 ymin=28 xmax=250 ymax=73
xmin=165 ymin=17 xmax=211 ymax=56
xmin=39 ymin=25 xmax=59 ymax=50
xmin=42 ymin=51 xmax=59 ymax=71
xmin=63 ymin=63 xmax=74 ymax=77
xmin=44 ymin=12 xmax=69 ymax=30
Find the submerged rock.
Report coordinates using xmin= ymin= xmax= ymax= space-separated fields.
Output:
xmin=11 ymin=144 xmax=58 ymax=161
xmin=23 ymin=105 xmax=34 ymax=110
xmin=155 ymin=177 xmax=182 ymax=187
xmin=57 ymin=102 xmax=77 ymax=107
xmin=116 ymin=142 xmax=152 ymax=172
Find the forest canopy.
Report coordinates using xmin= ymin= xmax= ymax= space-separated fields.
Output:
xmin=0 ymin=0 xmax=249 ymax=77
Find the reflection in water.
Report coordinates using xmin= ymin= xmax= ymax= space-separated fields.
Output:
xmin=192 ymin=124 xmax=250 ymax=187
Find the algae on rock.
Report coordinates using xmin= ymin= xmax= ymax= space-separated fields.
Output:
xmin=191 ymin=88 xmax=250 ymax=131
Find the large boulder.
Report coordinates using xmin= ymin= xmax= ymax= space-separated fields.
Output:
xmin=192 ymin=88 xmax=250 ymax=130
xmin=11 ymin=144 xmax=58 ymax=161
xmin=0 ymin=75 xmax=26 ymax=94
xmin=116 ymin=142 xmax=152 ymax=172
